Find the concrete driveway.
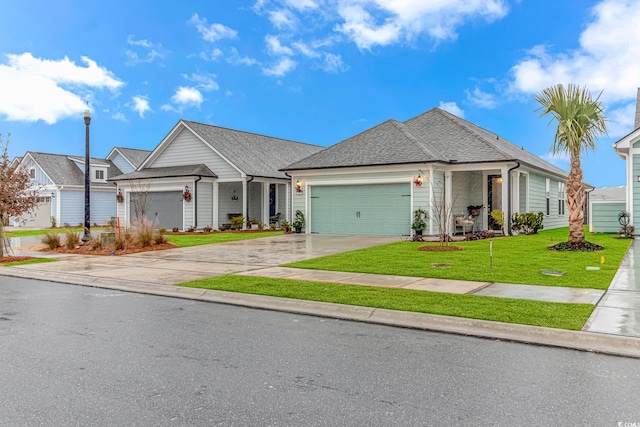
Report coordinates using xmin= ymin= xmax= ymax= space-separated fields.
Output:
xmin=8 ymin=234 xmax=397 ymax=286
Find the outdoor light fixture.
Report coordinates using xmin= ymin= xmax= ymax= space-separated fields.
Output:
xmin=81 ymin=109 xmax=92 ymax=243
xmin=496 ymin=177 xmax=503 ymax=184
xmin=414 ymin=174 xmax=424 ymax=187
xmin=295 ymin=180 xmax=303 ymax=193
xmin=231 ymin=190 xmax=238 ymax=201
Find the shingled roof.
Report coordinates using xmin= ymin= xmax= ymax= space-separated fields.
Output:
xmin=26 ymin=152 xmax=122 ymax=187
xmin=111 ymin=147 xmax=151 ymax=168
xmin=181 ymin=120 xmax=324 ymax=179
xmin=283 ymin=108 xmax=568 ymax=178
xmin=109 ymin=164 xmax=216 ymax=181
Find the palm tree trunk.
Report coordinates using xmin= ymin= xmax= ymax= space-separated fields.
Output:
xmin=567 ymin=152 xmax=585 ymax=244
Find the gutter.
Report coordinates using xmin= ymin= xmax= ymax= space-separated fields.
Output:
xmin=506 ymin=162 xmax=520 ymax=235
xmin=246 ymin=176 xmax=254 ymax=228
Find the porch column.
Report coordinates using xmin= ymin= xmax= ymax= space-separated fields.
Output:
xmin=263 ymin=182 xmax=270 ymax=225
xmin=212 ymin=182 xmax=219 ymax=230
xmin=428 ymin=167 xmax=434 ymax=236
xmin=286 ymin=182 xmax=291 ymax=222
xmin=445 ymin=170 xmax=452 ymax=235
xmin=501 ymin=166 xmax=509 ymax=230
xmin=242 ymin=179 xmax=247 ymax=230
xmin=512 ymin=171 xmax=520 ymax=215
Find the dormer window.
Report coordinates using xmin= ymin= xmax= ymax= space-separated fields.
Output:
xmin=92 ymin=167 xmax=107 ymax=182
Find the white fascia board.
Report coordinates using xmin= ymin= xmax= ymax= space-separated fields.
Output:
xmin=613 ymin=128 xmax=640 ymax=152
xmin=106 ymin=147 xmax=136 ymax=170
xmin=20 ymin=153 xmax=56 ymax=186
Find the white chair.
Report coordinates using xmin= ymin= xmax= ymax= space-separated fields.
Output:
xmin=454 ymin=215 xmax=474 ymax=235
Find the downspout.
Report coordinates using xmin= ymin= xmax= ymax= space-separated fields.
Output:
xmin=506 ymin=162 xmax=520 ymax=235
xmin=246 ymin=176 xmax=254 ymax=226
xmin=193 ymin=176 xmax=202 ymax=229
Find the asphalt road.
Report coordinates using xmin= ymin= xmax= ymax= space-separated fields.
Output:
xmin=1 ymin=276 xmax=639 ymax=426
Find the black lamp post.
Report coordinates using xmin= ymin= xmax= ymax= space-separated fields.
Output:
xmin=81 ymin=109 xmax=92 ymax=243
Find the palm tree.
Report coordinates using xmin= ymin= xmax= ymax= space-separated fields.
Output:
xmin=535 ymin=84 xmax=607 ymax=246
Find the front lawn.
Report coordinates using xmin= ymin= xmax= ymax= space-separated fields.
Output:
xmin=285 ymin=228 xmax=631 ymax=290
xmin=178 ymin=275 xmax=594 ymax=330
xmin=0 ymin=257 xmax=56 ymax=267
xmin=167 ymin=231 xmax=283 ymax=248
xmin=4 ymin=228 xmax=88 ymax=237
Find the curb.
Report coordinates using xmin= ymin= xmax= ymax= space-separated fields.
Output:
xmin=2 ymin=268 xmax=639 ymax=359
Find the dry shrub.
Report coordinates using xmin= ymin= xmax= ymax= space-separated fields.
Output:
xmin=112 ymin=231 xmax=131 ymax=251
xmin=135 ymin=218 xmax=154 ymax=247
xmin=41 ymin=233 xmax=61 ymax=250
xmin=87 ymin=237 xmax=103 ymax=250
xmin=64 ymin=230 xmax=81 ymax=249
xmin=153 ymin=231 xmax=168 ymax=245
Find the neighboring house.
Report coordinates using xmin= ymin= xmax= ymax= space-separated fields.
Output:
xmin=106 ymin=147 xmax=151 ymax=174
xmin=11 ymin=148 xmax=150 ymax=228
xmin=588 ymin=186 xmax=626 ymax=233
xmin=612 ymin=88 xmax=640 ymax=230
xmin=110 ymin=120 xmax=323 ymax=231
xmin=283 ymin=108 xmax=570 ymax=237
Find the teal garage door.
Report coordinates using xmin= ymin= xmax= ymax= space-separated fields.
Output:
xmin=310 ymin=183 xmax=411 ymax=236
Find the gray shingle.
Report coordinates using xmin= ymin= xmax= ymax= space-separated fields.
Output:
xmin=110 ymin=164 xmax=216 ymax=181
xmin=114 ymin=147 xmax=151 ymax=168
xmin=28 ymin=152 xmax=123 ymax=186
xmin=183 ymin=121 xmax=323 ymax=179
xmin=284 ymin=108 xmax=569 ymax=178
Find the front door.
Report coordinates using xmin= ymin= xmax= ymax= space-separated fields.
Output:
xmin=487 ymin=175 xmax=503 ymax=230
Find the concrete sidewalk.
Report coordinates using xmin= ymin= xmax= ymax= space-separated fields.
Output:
xmin=1 ymin=234 xmax=639 ymax=357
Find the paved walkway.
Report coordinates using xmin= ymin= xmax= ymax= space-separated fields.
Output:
xmin=1 ymin=233 xmax=639 ymax=342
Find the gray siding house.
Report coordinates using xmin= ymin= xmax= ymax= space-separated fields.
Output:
xmin=11 ymin=148 xmax=150 ymax=228
xmin=588 ymin=186 xmax=626 ymax=233
xmin=110 ymin=120 xmax=323 ymax=231
xmin=283 ymin=108 xmax=570 ymax=237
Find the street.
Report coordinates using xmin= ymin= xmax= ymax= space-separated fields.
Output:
xmin=1 ymin=276 xmax=639 ymax=426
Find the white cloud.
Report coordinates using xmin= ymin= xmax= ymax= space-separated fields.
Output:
xmin=336 ymin=0 xmax=508 ymax=49
xmin=283 ymin=0 xmax=318 ymax=11
xmin=509 ymin=0 xmax=640 ymax=103
xmin=189 ymin=13 xmax=238 ymax=42
xmin=465 ymin=87 xmax=497 ymax=109
xmin=541 ymin=152 xmax=570 ymax=169
xmin=269 ymin=9 xmax=296 ymax=29
xmin=228 ymin=47 xmax=259 ymax=66
xmin=200 ymin=48 xmax=223 ymax=62
xmin=111 ymin=111 xmax=128 ymax=122
xmin=439 ymin=101 xmax=464 ymax=118
xmin=125 ymin=36 xmax=168 ymax=65
xmin=293 ymin=41 xmax=320 ymax=58
xmin=172 ymin=87 xmax=203 ymax=106
xmin=265 ymin=34 xmax=294 ymax=56
xmin=183 ymin=72 xmax=219 ymax=91
xmin=0 ymin=53 xmax=123 ymax=124
xmin=131 ymin=95 xmax=151 ymax=118
xmin=322 ymin=53 xmax=348 ymax=73
xmin=263 ymin=57 xmax=297 ymax=76
xmin=607 ymin=102 xmax=635 ymax=138
xmin=225 ymin=90 xmax=233 ymax=97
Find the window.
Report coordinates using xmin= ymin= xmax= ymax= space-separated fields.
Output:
xmin=558 ymin=182 xmax=565 ymax=215
xmin=95 ymin=169 xmax=104 ymax=180
xmin=545 ymin=178 xmax=550 ymax=215
xmin=29 ymin=168 xmax=35 ymax=179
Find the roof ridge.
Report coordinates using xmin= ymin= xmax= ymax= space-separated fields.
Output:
xmin=390 ymin=120 xmax=446 ymax=161
xmin=183 ymin=119 xmax=324 ymax=149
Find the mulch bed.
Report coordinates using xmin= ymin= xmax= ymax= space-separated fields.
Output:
xmin=0 ymin=256 xmax=37 ymax=264
xmin=549 ymin=241 xmax=604 ymax=251
xmin=419 ymin=245 xmax=465 ymax=252
xmin=47 ymin=242 xmax=178 ymax=257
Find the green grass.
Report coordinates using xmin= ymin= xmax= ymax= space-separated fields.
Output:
xmin=5 ymin=227 xmax=95 ymax=237
xmin=0 ymin=258 xmax=56 ymax=267
xmin=167 ymin=231 xmax=283 ymax=248
xmin=178 ymin=275 xmax=594 ymax=330
xmin=285 ymin=228 xmax=631 ymax=290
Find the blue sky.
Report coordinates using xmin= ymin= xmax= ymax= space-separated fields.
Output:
xmin=1 ymin=0 xmax=638 ymax=187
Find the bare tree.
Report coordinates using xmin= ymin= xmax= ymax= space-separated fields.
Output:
xmin=129 ymin=180 xmax=152 ymax=225
xmin=0 ymin=134 xmax=42 ymax=258
xmin=430 ymin=177 xmax=459 ymax=247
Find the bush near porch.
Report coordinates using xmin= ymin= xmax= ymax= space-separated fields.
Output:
xmin=285 ymin=227 xmax=631 ymax=290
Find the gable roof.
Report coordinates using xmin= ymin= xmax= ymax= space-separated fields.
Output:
xmin=142 ymin=120 xmax=324 ymax=179
xmin=590 ymin=186 xmax=626 ymax=201
xmin=284 ymin=108 xmax=568 ymax=178
xmin=107 ymin=147 xmax=152 ymax=169
xmin=109 ymin=164 xmax=216 ymax=181
xmin=23 ymin=152 xmax=122 ymax=187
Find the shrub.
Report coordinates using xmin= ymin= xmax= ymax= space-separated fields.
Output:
xmin=203 ymin=225 xmax=212 ymax=233
xmin=269 ymin=223 xmax=277 ymax=231
xmin=229 ymin=216 xmax=244 ymax=229
xmin=281 ymin=220 xmax=292 ymax=232
xmin=107 ymin=216 xmax=118 ymax=228
xmin=64 ymin=230 xmax=80 ymax=249
xmin=112 ymin=233 xmax=129 ymax=251
xmin=490 ymin=209 xmax=504 ymax=235
xmin=87 ymin=237 xmax=102 ymax=250
xmin=172 ymin=227 xmax=179 ymax=232
xmin=41 ymin=233 xmax=61 ymax=250
xmin=511 ymin=212 xmax=544 ymax=235
xmin=186 ymin=225 xmax=196 ymax=232
xmin=153 ymin=231 xmax=168 ymax=245
xmin=159 ymin=227 xmax=167 ymax=234
xmin=135 ymin=218 xmax=154 ymax=247
xmin=50 ymin=216 xmax=57 ymax=228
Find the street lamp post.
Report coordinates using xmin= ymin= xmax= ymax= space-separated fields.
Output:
xmin=81 ymin=109 xmax=92 ymax=243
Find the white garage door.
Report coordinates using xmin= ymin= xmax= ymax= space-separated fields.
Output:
xmin=16 ymin=196 xmax=52 ymax=228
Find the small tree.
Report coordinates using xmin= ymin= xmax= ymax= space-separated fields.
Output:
xmin=0 ymin=133 xmax=42 ymax=257
xmin=129 ymin=180 xmax=152 ymax=225
xmin=430 ymin=179 xmax=459 ymax=246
